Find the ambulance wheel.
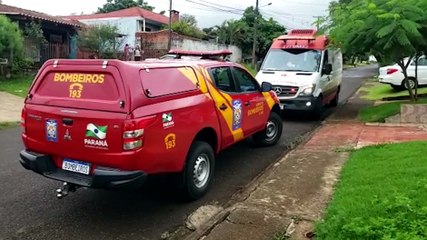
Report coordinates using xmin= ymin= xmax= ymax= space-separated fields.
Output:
xmin=253 ymin=112 xmax=283 ymax=147
xmin=182 ymin=141 xmax=215 ymax=200
xmin=329 ymin=87 xmax=340 ymax=107
xmin=310 ymin=96 xmax=323 ymax=120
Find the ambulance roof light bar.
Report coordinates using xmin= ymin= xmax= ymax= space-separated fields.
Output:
xmin=168 ymin=49 xmax=232 ymax=58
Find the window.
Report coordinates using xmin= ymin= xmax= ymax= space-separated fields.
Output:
xmin=323 ymin=50 xmax=329 ymax=66
xmin=210 ymin=67 xmax=237 ymax=92
xmin=417 ymin=58 xmax=427 ymax=66
xmin=140 ymin=67 xmax=199 ymax=97
xmin=261 ymin=49 xmax=322 ymax=72
xmin=232 ymin=67 xmax=260 ymax=92
xmin=410 ymin=57 xmax=427 ymax=66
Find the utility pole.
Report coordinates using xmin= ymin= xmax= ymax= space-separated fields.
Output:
xmin=314 ymin=16 xmax=322 ymax=31
xmin=168 ymin=0 xmax=173 ymax=50
xmin=251 ymin=0 xmax=259 ymax=68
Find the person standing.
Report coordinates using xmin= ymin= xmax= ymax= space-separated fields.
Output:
xmin=134 ymin=45 xmax=141 ymax=61
xmin=124 ymin=44 xmax=131 ymax=61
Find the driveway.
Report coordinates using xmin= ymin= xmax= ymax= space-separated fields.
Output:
xmin=0 ymin=91 xmax=24 ymax=122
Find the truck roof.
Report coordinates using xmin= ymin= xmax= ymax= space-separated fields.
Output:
xmin=42 ymin=59 xmax=230 ymax=70
xmin=271 ymin=29 xmax=328 ymax=50
xmin=32 ymin=59 xmax=241 ymax=112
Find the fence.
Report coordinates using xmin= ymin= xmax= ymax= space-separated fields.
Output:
xmin=24 ymin=39 xmax=70 ymax=64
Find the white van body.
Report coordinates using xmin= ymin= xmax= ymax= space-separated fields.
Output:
xmin=256 ymin=30 xmax=343 ymax=116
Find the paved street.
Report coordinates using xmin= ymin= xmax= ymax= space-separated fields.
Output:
xmin=0 ymin=65 xmax=377 ymax=240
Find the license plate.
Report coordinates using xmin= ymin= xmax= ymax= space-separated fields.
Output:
xmin=62 ymin=159 xmax=90 ymax=175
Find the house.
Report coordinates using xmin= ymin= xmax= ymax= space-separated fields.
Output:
xmin=62 ymin=7 xmax=180 ymax=48
xmin=0 ymin=3 xmax=81 ymax=63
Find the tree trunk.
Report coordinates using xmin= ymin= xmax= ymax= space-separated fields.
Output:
xmin=414 ymin=54 xmax=420 ymax=102
xmin=397 ymin=59 xmax=415 ymax=102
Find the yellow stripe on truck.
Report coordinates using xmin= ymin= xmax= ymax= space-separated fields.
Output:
xmin=178 ymin=67 xmax=208 ymax=93
xmin=205 ymin=78 xmax=244 ymax=142
xmin=262 ymin=92 xmax=276 ymax=110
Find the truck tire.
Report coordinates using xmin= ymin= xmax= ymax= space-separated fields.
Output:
xmin=253 ymin=112 xmax=283 ymax=147
xmin=182 ymin=141 xmax=215 ymax=200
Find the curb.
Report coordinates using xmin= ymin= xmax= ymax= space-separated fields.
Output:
xmin=179 ymin=125 xmax=323 ymax=240
xmin=175 ymin=74 xmax=374 ymax=240
xmin=365 ymin=122 xmax=427 ymax=128
xmin=183 ymin=210 xmax=230 ymax=240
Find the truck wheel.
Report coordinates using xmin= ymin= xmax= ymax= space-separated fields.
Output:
xmin=253 ymin=112 xmax=283 ymax=147
xmin=182 ymin=141 xmax=215 ymax=200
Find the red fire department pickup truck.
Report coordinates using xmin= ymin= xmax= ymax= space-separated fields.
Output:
xmin=19 ymin=51 xmax=283 ymax=200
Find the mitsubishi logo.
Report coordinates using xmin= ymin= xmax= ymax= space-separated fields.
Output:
xmin=64 ymin=129 xmax=72 ymax=141
xmin=274 ymin=87 xmax=282 ymax=94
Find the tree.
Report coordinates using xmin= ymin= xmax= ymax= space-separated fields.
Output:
xmin=180 ymin=14 xmax=198 ymax=28
xmin=0 ymin=15 xmax=24 ymax=74
xmin=212 ymin=7 xmax=285 ymax=61
xmin=326 ymin=0 xmax=427 ymax=101
xmin=23 ymin=22 xmax=47 ymax=47
xmin=168 ymin=14 xmax=205 ymax=39
xmin=97 ymin=0 xmax=154 ymax=13
xmin=78 ymin=25 xmax=125 ymax=59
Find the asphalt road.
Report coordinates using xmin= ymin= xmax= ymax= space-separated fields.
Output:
xmin=0 ymin=65 xmax=378 ymax=240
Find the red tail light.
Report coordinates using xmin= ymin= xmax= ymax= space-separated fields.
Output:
xmin=387 ymin=68 xmax=399 ymax=75
xmin=122 ymin=115 xmax=157 ymax=151
xmin=21 ymin=108 xmax=26 ymax=134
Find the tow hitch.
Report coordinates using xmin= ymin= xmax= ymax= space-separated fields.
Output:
xmin=56 ymin=182 xmax=78 ymax=199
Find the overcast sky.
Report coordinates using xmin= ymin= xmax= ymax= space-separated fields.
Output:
xmin=3 ymin=0 xmax=332 ymax=29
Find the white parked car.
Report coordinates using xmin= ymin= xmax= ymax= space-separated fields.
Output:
xmin=379 ymin=56 xmax=427 ymax=90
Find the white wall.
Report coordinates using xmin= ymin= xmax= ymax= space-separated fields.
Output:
xmin=79 ymin=16 xmax=140 ymax=47
xmin=172 ymin=39 xmax=242 ymax=62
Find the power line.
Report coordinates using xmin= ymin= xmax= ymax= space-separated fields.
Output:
xmin=260 ymin=11 xmax=308 ymax=30
xmin=194 ymin=0 xmax=245 ymax=12
xmin=157 ymin=0 xmax=240 ymax=13
xmin=262 ymin=11 xmax=310 ymax=22
xmin=184 ymin=0 xmax=243 ymax=15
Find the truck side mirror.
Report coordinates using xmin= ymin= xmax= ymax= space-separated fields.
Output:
xmin=323 ymin=64 xmax=332 ymax=75
xmin=261 ymin=82 xmax=272 ymax=92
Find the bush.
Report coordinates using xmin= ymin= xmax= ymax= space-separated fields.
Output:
xmin=0 ymin=15 xmax=24 ymax=60
xmin=11 ymin=57 xmax=34 ymax=74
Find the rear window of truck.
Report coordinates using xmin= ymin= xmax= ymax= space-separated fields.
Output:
xmin=34 ymin=72 xmax=120 ymax=101
xmin=140 ymin=67 xmax=199 ymax=97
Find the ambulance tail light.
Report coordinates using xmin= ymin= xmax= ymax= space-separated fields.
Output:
xmin=122 ymin=115 xmax=157 ymax=151
xmin=387 ymin=68 xmax=399 ymax=75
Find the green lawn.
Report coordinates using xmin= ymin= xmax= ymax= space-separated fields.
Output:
xmin=0 ymin=74 xmax=35 ymax=97
xmin=360 ymin=82 xmax=427 ymax=101
xmin=0 ymin=122 xmax=19 ymax=130
xmin=316 ymin=141 xmax=427 ymax=240
xmin=358 ymin=98 xmax=427 ymax=123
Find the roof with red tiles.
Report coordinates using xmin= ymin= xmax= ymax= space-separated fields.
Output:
xmin=62 ymin=7 xmax=169 ymax=25
xmin=0 ymin=4 xmax=81 ymax=27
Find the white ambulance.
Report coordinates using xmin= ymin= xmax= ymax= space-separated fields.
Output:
xmin=256 ymin=29 xmax=343 ymax=118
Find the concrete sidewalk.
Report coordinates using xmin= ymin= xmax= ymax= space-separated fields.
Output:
xmin=182 ymin=115 xmax=427 ymax=239
xmin=0 ymin=91 xmax=24 ymax=122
